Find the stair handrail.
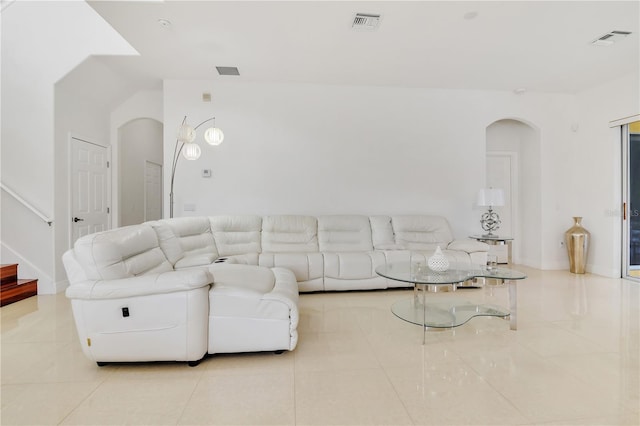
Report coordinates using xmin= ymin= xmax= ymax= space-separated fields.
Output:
xmin=1 ymin=182 xmax=53 ymax=226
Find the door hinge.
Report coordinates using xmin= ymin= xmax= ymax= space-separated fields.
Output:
xmin=623 ymin=202 xmax=627 ymax=220
xmin=107 ymin=207 xmax=110 ymax=214
xmin=107 ymin=161 xmax=110 ymax=168
xmin=87 ymin=338 xmax=91 ymax=347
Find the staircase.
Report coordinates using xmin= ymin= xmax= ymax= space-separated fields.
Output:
xmin=1 ymin=264 xmax=38 ymax=306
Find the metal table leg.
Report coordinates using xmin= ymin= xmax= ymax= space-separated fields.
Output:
xmin=508 ymin=279 xmax=517 ymax=330
xmin=422 ymin=283 xmax=427 ymax=344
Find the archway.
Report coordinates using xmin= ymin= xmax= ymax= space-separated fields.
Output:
xmin=485 ymin=119 xmax=541 ymax=267
xmin=118 ymin=118 xmax=163 ymax=226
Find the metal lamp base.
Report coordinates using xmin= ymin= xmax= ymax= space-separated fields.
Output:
xmin=480 ymin=208 xmax=501 ymax=236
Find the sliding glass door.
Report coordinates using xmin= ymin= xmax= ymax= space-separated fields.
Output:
xmin=623 ymin=121 xmax=640 ymax=280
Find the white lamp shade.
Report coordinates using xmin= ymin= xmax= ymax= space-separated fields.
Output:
xmin=204 ymin=127 xmax=224 ymax=146
xmin=477 ymin=188 xmax=505 ymax=207
xmin=177 ymin=123 xmax=196 ymax=143
xmin=182 ymin=142 xmax=201 ymax=160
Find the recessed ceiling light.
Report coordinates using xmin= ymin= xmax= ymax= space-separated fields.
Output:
xmin=157 ymin=18 xmax=172 ymax=28
xmin=463 ymin=11 xmax=478 ymax=20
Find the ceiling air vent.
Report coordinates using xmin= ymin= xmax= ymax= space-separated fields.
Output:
xmin=216 ymin=66 xmax=240 ymax=76
xmin=352 ymin=13 xmax=381 ymax=31
xmin=591 ymin=30 xmax=632 ymax=46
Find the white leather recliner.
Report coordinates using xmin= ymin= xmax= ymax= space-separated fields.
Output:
xmin=62 ymin=224 xmax=211 ymax=366
xmin=63 ymin=221 xmax=299 ymax=366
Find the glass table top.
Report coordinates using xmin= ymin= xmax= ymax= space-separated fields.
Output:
xmin=391 ymin=297 xmax=510 ymax=328
xmin=469 ymin=234 xmax=514 ymax=241
xmin=375 ymin=262 xmax=526 ymax=285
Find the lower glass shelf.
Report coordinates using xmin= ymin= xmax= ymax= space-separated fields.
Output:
xmin=391 ymin=297 xmax=510 ymax=328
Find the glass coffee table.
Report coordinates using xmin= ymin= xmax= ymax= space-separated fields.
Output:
xmin=376 ymin=262 xmax=527 ymax=344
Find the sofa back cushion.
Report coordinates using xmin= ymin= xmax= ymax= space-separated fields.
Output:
xmin=391 ymin=215 xmax=453 ymax=250
xmin=318 ymin=215 xmax=373 ymax=252
xmin=210 ymin=215 xmax=262 ymax=256
xmin=73 ymin=224 xmax=172 ymax=280
xmin=153 ymin=217 xmax=219 ymax=268
xmin=262 ymin=215 xmax=318 ymax=253
xmin=369 ymin=215 xmax=401 ymax=249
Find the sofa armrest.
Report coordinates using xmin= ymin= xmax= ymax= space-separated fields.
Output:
xmin=447 ymin=239 xmax=489 ymax=254
xmin=65 ymin=269 xmax=213 ymax=300
xmin=210 ymin=269 xmax=298 ymax=323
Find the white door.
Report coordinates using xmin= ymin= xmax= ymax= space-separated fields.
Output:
xmin=70 ymin=137 xmax=110 ymax=244
xmin=487 ymin=152 xmax=517 ymax=262
xmin=486 ymin=154 xmax=513 ymax=236
xmin=144 ymin=161 xmax=162 ymax=221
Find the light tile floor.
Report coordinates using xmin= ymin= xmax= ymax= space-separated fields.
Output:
xmin=1 ymin=266 xmax=639 ymax=425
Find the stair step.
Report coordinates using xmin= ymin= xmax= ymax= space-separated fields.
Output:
xmin=1 ymin=264 xmax=18 ymax=285
xmin=1 ymin=279 xmax=38 ymax=307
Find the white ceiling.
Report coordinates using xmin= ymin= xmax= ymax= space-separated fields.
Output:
xmin=87 ymin=0 xmax=639 ymax=95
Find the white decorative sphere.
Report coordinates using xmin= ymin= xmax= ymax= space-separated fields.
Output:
xmin=427 ymin=246 xmax=450 ymax=272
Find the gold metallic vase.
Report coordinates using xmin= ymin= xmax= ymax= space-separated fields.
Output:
xmin=565 ymin=217 xmax=590 ymax=274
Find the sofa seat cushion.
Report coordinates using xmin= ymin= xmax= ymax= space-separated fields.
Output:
xmin=323 ymin=251 xmax=386 ymax=280
xmin=258 ymin=252 xmax=323 ymax=283
xmin=208 ymin=265 xmax=299 ymax=353
xmin=209 ymin=264 xmax=278 ymax=294
xmin=447 ymin=239 xmax=489 ymax=253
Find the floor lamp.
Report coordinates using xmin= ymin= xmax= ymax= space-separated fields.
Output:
xmin=169 ymin=116 xmax=224 ymax=218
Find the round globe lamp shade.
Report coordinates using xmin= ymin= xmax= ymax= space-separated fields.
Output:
xmin=182 ymin=143 xmax=201 ymax=160
xmin=177 ymin=124 xmax=196 ymax=143
xmin=204 ymin=127 xmax=224 ymax=146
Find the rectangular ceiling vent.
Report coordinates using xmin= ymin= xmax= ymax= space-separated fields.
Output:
xmin=591 ymin=30 xmax=632 ymax=46
xmin=352 ymin=13 xmax=381 ymax=31
xmin=216 ymin=66 xmax=240 ymax=76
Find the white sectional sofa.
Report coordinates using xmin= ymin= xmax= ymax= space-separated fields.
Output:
xmin=62 ymin=214 xmax=487 ymax=366
xmin=153 ymin=214 xmax=487 ymax=291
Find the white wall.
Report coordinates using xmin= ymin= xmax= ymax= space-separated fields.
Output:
xmin=1 ymin=1 xmax=136 ymax=292
xmin=54 ymin=63 xmax=114 ymax=285
xmin=118 ymin=118 xmax=163 ymax=226
xmin=572 ymin=72 xmax=640 ymax=277
xmin=163 ymin=80 xmax=577 ymax=255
